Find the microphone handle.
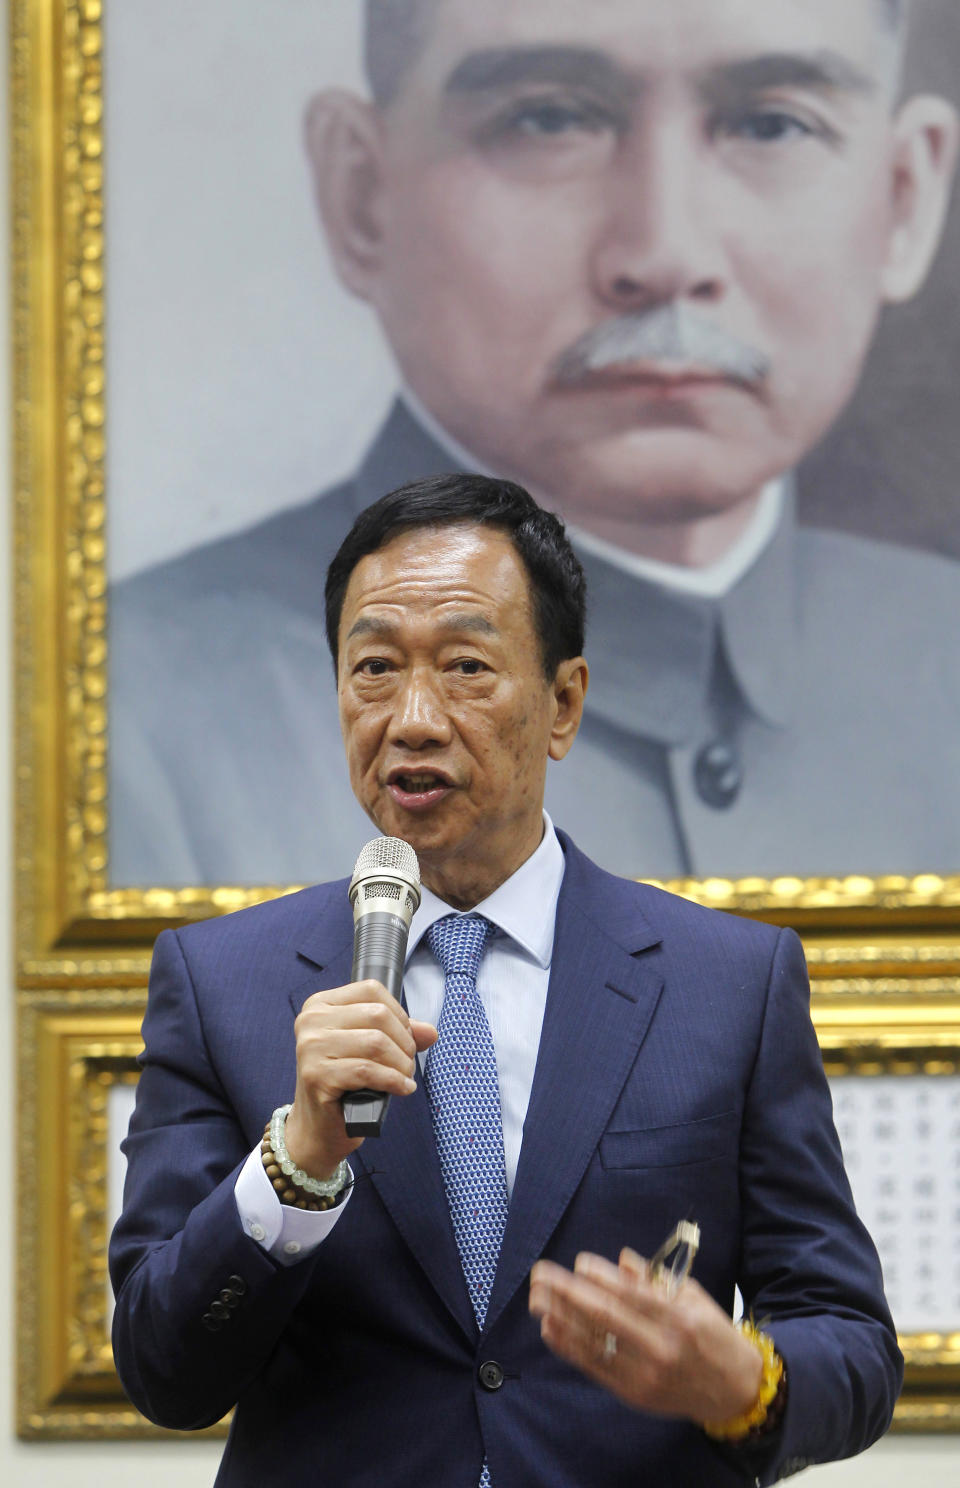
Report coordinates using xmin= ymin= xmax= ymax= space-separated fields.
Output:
xmin=341 ymin=911 xmax=409 ymax=1137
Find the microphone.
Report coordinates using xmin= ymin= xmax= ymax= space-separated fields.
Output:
xmin=341 ymin=836 xmax=422 ymax=1138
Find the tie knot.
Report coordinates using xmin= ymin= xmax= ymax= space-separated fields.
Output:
xmin=428 ymin=914 xmax=493 ymax=980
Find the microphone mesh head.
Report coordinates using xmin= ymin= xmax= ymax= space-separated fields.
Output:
xmin=351 ymin=835 xmax=420 ymax=890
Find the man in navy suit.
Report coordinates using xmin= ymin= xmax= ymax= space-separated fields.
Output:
xmin=110 ymin=474 xmax=901 ymax=1485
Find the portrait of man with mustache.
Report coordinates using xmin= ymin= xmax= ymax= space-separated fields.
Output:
xmin=109 ymin=0 xmax=960 ymax=888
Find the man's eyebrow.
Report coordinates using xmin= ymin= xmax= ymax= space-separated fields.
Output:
xmin=344 ymin=613 xmax=499 ymax=641
xmin=439 ymin=611 xmax=499 ymax=636
xmin=702 ymin=51 xmax=878 ymax=103
xmin=345 ymin=616 xmax=395 ymax=642
xmin=443 ymin=46 xmax=636 ymax=108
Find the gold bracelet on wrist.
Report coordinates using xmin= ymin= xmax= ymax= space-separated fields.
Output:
xmin=260 ymin=1104 xmax=352 ymax=1211
xmin=701 ymin=1319 xmax=786 ymax=1443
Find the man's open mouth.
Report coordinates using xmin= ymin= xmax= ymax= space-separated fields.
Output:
xmin=387 ymin=770 xmax=453 ymax=808
xmin=392 ymin=772 xmax=448 ymax=791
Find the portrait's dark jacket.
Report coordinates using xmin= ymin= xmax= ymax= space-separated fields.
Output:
xmin=110 ymin=834 xmax=902 ymax=1487
xmin=108 ymin=401 xmax=960 ymax=889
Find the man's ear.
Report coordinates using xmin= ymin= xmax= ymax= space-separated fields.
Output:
xmin=548 ymin=659 xmax=589 ymax=762
xmin=881 ymin=94 xmax=960 ymax=303
xmin=303 ymin=90 xmax=388 ymax=305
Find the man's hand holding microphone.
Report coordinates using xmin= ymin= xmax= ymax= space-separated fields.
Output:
xmin=284 ymin=837 xmax=436 ymax=1182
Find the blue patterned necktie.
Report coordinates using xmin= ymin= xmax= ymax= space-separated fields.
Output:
xmin=426 ymin=914 xmax=507 ymax=1488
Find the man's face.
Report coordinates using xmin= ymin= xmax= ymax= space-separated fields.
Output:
xmin=323 ymin=0 xmax=946 ymax=551
xmin=337 ymin=523 xmax=582 ymax=907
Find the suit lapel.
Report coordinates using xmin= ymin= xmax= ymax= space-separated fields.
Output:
xmin=485 ymin=848 xmax=665 ymax=1333
xmin=294 ymin=918 xmax=477 ymax=1344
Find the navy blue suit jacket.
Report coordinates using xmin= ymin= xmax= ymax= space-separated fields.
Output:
xmin=110 ymin=835 xmax=901 ymax=1485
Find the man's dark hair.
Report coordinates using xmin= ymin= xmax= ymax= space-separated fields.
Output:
xmin=325 ymin=472 xmax=586 ymax=679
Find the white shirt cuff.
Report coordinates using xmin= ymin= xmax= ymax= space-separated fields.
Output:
xmin=234 ymin=1143 xmax=353 ymax=1266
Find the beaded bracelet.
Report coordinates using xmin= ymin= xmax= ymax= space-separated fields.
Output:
xmin=701 ymin=1319 xmax=787 ymax=1442
xmin=260 ymin=1103 xmax=352 ymax=1211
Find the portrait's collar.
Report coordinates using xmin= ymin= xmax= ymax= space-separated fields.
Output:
xmin=565 ymin=478 xmax=784 ymax=599
xmin=351 ymin=397 xmax=472 ymax=516
xmin=578 ymin=484 xmax=799 ymax=744
xmin=398 ymin=385 xmax=500 ymax=481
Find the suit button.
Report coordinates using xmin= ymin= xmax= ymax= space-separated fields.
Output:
xmin=228 ymin=1274 xmax=248 ymax=1295
xmin=209 ymin=1300 xmax=230 ymax=1321
xmin=478 ymin=1361 xmax=504 ymax=1391
xmin=693 ymin=737 xmax=742 ymax=809
xmin=220 ymin=1288 xmax=240 ymax=1308
xmin=201 ymin=1312 xmax=222 ymax=1332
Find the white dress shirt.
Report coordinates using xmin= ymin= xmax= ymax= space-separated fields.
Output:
xmin=235 ymin=816 xmax=566 ymax=1264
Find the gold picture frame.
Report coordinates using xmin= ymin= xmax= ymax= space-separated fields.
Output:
xmin=813 ymin=979 xmax=960 ymax=1429
xmin=16 ymin=992 xmax=229 ymax=1438
xmin=11 ymin=0 xmax=960 ymax=1442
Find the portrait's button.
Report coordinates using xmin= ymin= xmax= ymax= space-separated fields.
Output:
xmin=248 ymin=1222 xmax=267 ymax=1242
xmin=201 ymin=1312 xmax=222 ymax=1333
xmin=693 ymin=738 xmax=742 ymax=809
xmin=228 ymin=1274 xmax=248 ymax=1295
xmin=478 ymin=1360 xmax=504 ymax=1391
xmin=209 ymin=1299 xmax=230 ymax=1321
xmin=283 ymin=1240 xmax=301 ymax=1256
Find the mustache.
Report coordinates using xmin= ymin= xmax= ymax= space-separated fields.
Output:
xmin=551 ymin=304 xmax=771 ymax=388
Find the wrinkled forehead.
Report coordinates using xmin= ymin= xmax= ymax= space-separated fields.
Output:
xmin=365 ymin=0 xmax=907 ymax=107
xmin=341 ymin=523 xmax=535 ymax=630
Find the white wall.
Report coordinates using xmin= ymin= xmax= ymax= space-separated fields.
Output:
xmin=2 ymin=13 xmax=959 ymax=1487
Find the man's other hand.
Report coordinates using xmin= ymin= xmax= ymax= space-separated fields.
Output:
xmin=529 ymin=1248 xmax=763 ymax=1424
